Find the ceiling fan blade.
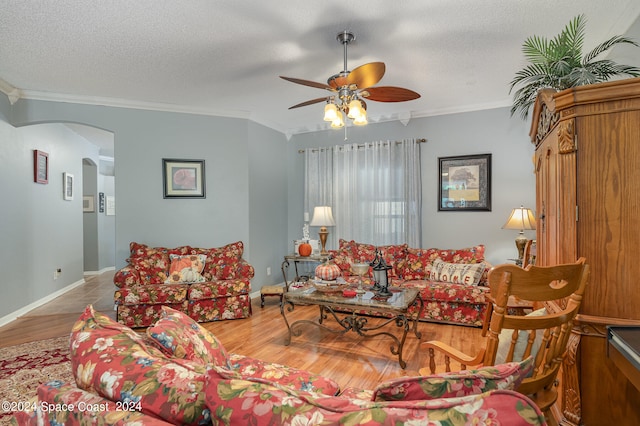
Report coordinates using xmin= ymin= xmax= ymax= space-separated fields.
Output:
xmin=280 ymin=76 xmax=334 ymax=91
xmin=362 ymin=86 xmax=421 ymax=102
xmin=346 ymin=62 xmax=385 ymax=89
xmin=288 ymin=97 xmax=330 ymax=109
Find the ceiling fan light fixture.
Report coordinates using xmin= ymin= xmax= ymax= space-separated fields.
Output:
xmin=281 ymin=30 xmax=420 ymax=134
xmin=331 ymin=113 xmax=345 ymax=128
xmin=323 ymin=102 xmax=339 ymax=122
xmin=353 ymin=113 xmax=368 ymax=126
xmin=347 ymin=99 xmax=365 ymax=119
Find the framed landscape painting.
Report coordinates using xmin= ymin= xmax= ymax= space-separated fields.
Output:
xmin=438 ymin=154 xmax=491 ymax=211
xmin=162 ymin=159 xmax=206 ymax=199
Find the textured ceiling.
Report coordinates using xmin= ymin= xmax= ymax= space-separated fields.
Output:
xmin=1 ymin=0 xmax=640 ymax=138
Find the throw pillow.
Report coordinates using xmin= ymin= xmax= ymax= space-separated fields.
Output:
xmin=147 ymin=306 xmax=230 ymax=367
xmin=164 ymin=254 xmax=207 ymax=284
xmin=429 ymin=258 xmax=485 ymax=285
xmin=495 ymin=308 xmax=547 ymax=365
xmin=195 ymin=241 xmax=245 ymax=280
xmin=372 ymin=357 xmax=534 ymax=401
xmin=70 ymin=305 xmax=210 ymax=425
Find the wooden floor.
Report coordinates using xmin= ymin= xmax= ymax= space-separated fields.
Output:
xmin=0 ymin=271 xmax=485 ymax=391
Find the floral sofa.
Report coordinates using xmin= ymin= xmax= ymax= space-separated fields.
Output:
xmin=113 ymin=241 xmax=254 ymax=327
xmin=13 ymin=305 xmax=547 ymax=425
xmin=329 ymin=240 xmax=491 ymax=326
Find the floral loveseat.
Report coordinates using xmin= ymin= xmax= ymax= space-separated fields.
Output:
xmin=329 ymin=240 xmax=490 ymax=326
xmin=113 ymin=241 xmax=253 ymax=327
xmin=13 ymin=305 xmax=547 ymax=425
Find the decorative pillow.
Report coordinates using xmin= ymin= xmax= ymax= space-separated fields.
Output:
xmin=436 ymin=245 xmax=486 ymax=263
xmin=397 ymin=249 xmax=440 ymax=279
xmin=372 ymin=357 xmax=534 ymax=401
xmin=495 ymin=308 xmax=547 ymax=365
xmin=195 ymin=241 xmax=245 ymax=280
xmin=330 ymin=250 xmax=354 ymax=274
xmin=147 ymin=306 xmax=229 ymax=366
xmin=428 ymin=258 xmax=485 ymax=285
xmin=164 ymin=254 xmax=207 ymax=283
xmin=70 ymin=305 xmax=210 ymax=425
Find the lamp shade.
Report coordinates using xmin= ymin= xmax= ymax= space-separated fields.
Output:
xmin=323 ymin=103 xmax=339 ymax=122
xmin=310 ymin=206 xmax=336 ymax=227
xmin=502 ymin=206 xmax=536 ymax=230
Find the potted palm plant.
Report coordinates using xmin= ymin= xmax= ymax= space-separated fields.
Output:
xmin=510 ymin=14 xmax=640 ymax=120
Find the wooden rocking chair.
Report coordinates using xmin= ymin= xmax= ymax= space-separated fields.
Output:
xmin=420 ymin=258 xmax=589 ymax=425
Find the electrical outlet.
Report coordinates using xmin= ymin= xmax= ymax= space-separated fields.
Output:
xmin=266 ymin=267 xmax=272 ymax=276
xmin=53 ymin=271 xmax=58 ymax=280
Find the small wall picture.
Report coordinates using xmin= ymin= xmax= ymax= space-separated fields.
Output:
xmin=162 ymin=159 xmax=206 ymax=198
xmin=99 ymin=192 xmax=105 ymax=213
xmin=83 ymin=195 xmax=95 ymax=212
xmin=34 ymin=150 xmax=49 ymax=184
xmin=63 ymin=172 xmax=74 ymax=200
xmin=438 ymin=154 xmax=491 ymax=211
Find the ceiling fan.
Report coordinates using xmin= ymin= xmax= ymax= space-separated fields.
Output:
xmin=280 ymin=31 xmax=420 ymax=128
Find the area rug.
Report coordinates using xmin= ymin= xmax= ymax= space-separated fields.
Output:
xmin=0 ymin=336 xmax=73 ymax=425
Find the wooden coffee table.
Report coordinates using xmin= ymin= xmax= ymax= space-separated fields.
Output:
xmin=281 ymin=285 xmax=423 ymax=368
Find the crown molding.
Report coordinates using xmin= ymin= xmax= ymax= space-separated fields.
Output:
xmin=0 ymin=78 xmax=22 ymax=105
xmin=19 ymin=89 xmax=253 ymax=121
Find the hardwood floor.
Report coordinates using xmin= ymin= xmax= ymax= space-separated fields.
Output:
xmin=0 ymin=271 xmax=485 ymax=391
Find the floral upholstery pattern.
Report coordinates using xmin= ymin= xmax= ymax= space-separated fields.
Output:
xmin=222 ymin=354 xmax=340 ymax=395
xmin=205 ymin=371 xmax=546 ymax=425
xmin=70 ymin=306 xmax=211 ymax=425
xmin=145 ymin=307 xmax=340 ymax=395
xmin=372 ymin=357 xmax=533 ymax=401
xmin=191 ymin=241 xmax=248 ymax=280
xmin=15 ymin=305 xmax=546 ymax=426
xmin=114 ymin=241 xmax=253 ymax=327
xmin=12 ymin=381 xmax=174 ymax=426
xmin=146 ymin=306 xmax=230 ymax=365
xmin=329 ymin=242 xmax=491 ymax=326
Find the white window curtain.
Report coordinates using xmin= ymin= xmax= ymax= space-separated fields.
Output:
xmin=304 ymin=138 xmax=422 ymax=248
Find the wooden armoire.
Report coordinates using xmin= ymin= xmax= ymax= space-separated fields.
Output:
xmin=530 ymin=77 xmax=640 ymax=425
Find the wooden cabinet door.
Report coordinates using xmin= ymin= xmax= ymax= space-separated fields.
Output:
xmin=535 ymin=120 xmax=578 ymax=267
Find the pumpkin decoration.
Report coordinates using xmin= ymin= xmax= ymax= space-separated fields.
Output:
xmin=298 ymin=242 xmax=312 ymax=257
xmin=315 ymin=261 xmax=341 ymax=281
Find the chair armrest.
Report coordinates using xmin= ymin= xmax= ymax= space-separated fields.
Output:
xmin=420 ymin=340 xmax=486 ymax=375
xmin=235 ymin=258 xmax=255 ymax=280
xmin=113 ymin=265 xmax=141 ymax=288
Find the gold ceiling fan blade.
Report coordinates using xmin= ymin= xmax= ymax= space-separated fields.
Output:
xmin=288 ymin=97 xmax=331 ymax=109
xmin=280 ymin=76 xmax=335 ymax=91
xmin=362 ymin=86 xmax=421 ymax=102
xmin=346 ymin=62 xmax=385 ymax=89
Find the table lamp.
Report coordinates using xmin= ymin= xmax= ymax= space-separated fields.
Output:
xmin=310 ymin=206 xmax=335 ymax=255
xmin=502 ymin=205 xmax=536 ymax=266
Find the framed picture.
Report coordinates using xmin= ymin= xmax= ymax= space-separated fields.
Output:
xmin=34 ymin=150 xmax=49 ymax=184
xmin=63 ymin=172 xmax=74 ymax=201
xmin=98 ymin=192 xmax=105 ymax=213
xmin=438 ymin=154 xmax=491 ymax=211
xmin=162 ymin=159 xmax=206 ymax=199
xmin=83 ymin=195 xmax=95 ymax=212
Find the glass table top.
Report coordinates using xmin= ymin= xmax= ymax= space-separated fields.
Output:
xmin=285 ymin=285 xmax=419 ymax=311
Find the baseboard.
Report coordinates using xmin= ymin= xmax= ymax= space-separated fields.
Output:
xmin=84 ymin=266 xmax=115 ymax=276
xmin=0 ymin=278 xmax=86 ymax=327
